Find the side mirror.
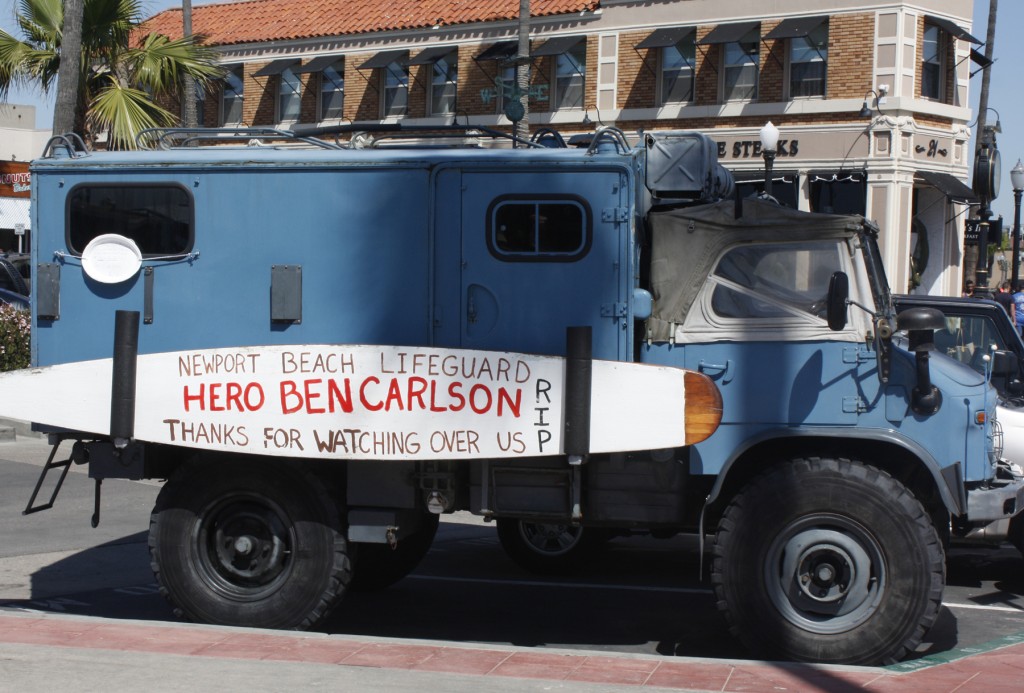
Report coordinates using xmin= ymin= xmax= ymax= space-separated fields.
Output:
xmin=826 ymin=271 xmax=849 ymax=331
xmin=896 ymin=307 xmax=945 ymax=415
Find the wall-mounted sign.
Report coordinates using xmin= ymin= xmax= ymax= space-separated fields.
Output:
xmin=715 ymin=139 xmax=800 ymax=159
xmin=0 ymin=161 xmax=30 ymax=198
xmin=964 ymin=216 xmax=1003 ymax=246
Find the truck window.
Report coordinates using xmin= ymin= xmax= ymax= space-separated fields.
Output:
xmin=710 ymin=240 xmax=842 ymax=320
xmin=67 ymin=184 xmax=194 ymax=257
xmin=487 ymin=197 xmax=590 ymax=261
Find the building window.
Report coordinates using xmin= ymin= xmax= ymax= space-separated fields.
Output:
xmin=789 ymin=21 xmax=828 ymax=98
xmin=487 ymin=196 xmax=591 ymax=262
xmin=922 ymin=24 xmax=945 ymax=100
xmin=809 ymin=173 xmax=866 ymax=215
xmin=430 ymin=52 xmax=458 ymax=115
xmin=67 ymin=184 xmax=194 ymax=257
xmin=554 ymin=42 xmax=586 ymax=109
xmin=497 ymin=65 xmax=517 ymax=115
xmin=661 ymin=37 xmax=696 ymax=104
xmin=319 ymin=60 xmax=344 ymax=120
xmin=222 ymin=66 xmax=244 ymax=125
xmin=383 ymin=60 xmax=408 ymax=117
xmin=278 ymin=67 xmax=301 ymax=123
xmin=723 ymin=33 xmax=759 ymax=101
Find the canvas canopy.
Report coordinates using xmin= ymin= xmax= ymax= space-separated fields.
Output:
xmin=647 ymin=197 xmax=868 ymax=342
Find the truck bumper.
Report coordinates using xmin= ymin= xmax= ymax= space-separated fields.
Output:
xmin=966 ymin=478 xmax=1024 ymax=522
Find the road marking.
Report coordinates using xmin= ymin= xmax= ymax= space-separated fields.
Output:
xmin=942 ymin=601 xmax=1024 ymax=613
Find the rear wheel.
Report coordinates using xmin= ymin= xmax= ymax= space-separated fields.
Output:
xmin=149 ymin=459 xmax=351 ymax=630
xmin=711 ymin=457 xmax=944 ymax=665
xmin=496 ymin=518 xmax=608 ymax=574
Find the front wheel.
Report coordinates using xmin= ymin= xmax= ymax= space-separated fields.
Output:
xmin=496 ymin=518 xmax=609 ymax=574
xmin=149 ymin=459 xmax=351 ymax=630
xmin=711 ymin=457 xmax=944 ymax=665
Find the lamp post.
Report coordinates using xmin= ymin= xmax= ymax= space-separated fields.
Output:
xmin=1012 ymin=160 xmax=1024 ymax=289
xmin=759 ymin=121 xmax=779 ymax=197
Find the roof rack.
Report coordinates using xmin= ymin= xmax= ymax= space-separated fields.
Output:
xmin=135 ymin=123 xmax=568 ymax=151
xmin=135 ymin=127 xmax=345 ymax=150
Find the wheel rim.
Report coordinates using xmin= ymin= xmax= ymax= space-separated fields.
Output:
xmin=194 ymin=493 xmax=295 ymax=600
xmin=764 ymin=514 xmax=885 ymax=634
xmin=518 ymin=521 xmax=583 ymax=556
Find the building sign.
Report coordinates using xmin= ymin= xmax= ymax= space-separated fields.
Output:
xmin=964 ymin=217 xmax=1003 ymax=246
xmin=716 ymin=139 xmax=800 ymax=159
xmin=0 ymin=161 xmax=30 ymax=198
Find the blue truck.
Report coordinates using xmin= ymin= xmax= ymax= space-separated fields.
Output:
xmin=15 ymin=125 xmax=1024 ymax=666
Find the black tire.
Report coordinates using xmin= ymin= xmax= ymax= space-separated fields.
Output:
xmin=149 ymin=459 xmax=351 ymax=630
xmin=0 ymin=258 xmax=28 ymax=296
xmin=711 ymin=457 xmax=945 ymax=665
xmin=496 ymin=518 xmax=608 ymax=574
xmin=349 ymin=513 xmax=440 ymax=591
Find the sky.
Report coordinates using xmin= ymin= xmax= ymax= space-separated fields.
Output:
xmin=1 ymin=1 xmax=1020 ymax=220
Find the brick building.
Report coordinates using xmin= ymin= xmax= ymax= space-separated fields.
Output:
xmin=144 ymin=0 xmax=980 ymax=296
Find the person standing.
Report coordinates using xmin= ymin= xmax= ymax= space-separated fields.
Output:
xmin=963 ymin=280 xmax=975 ymax=297
xmin=995 ymin=281 xmax=1016 ymax=325
xmin=1013 ymin=282 xmax=1024 ymax=336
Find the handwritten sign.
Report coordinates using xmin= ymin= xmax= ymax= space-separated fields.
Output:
xmin=2 ymin=345 xmax=718 ymax=460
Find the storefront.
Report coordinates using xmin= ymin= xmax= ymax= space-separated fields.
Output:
xmin=0 ymin=161 xmax=31 ymax=254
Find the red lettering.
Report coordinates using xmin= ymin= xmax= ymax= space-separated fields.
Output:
xmin=497 ymin=388 xmax=521 ymax=418
xmin=244 ymin=383 xmax=265 ymax=410
xmin=304 ymin=378 xmax=325 ymax=414
xmin=183 ymin=384 xmax=205 ymax=412
xmin=328 ymin=379 xmax=353 ymax=413
xmin=469 ymin=384 xmax=492 ymax=414
xmin=408 ymin=376 xmax=428 ymax=410
xmin=429 ymin=380 xmax=446 ymax=412
xmin=280 ymin=380 xmax=302 ymax=414
xmin=384 ymin=379 xmax=404 ymax=411
xmin=360 ymin=376 xmax=383 ymax=411
xmin=209 ymin=382 xmax=224 ymax=412
xmin=448 ymin=382 xmax=465 ymax=411
xmin=225 ymin=382 xmax=243 ymax=411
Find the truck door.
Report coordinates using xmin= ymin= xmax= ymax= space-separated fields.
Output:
xmin=457 ymin=170 xmax=629 ymax=360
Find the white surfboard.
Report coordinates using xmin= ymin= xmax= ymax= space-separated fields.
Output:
xmin=0 ymin=345 xmax=721 ymax=461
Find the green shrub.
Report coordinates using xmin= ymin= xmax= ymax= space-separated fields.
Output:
xmin=0 ymin=304 xmax=30 ymax=371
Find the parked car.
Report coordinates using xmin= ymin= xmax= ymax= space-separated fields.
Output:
xmin=894 ymin=293 xmax=1024 ymax=554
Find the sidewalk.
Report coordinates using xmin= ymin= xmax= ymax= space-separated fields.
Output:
xmin=0 ymin=610 xmax=1022 ymax=692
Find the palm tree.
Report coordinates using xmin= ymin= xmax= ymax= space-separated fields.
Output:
xmin=0 ymin=0 xmax=223 ymax=148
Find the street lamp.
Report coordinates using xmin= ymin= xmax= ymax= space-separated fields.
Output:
xmin=759 ymin=121 xmax=779 ymax=197
xmin=1012 ymin=159 xmax=1024 ymax=288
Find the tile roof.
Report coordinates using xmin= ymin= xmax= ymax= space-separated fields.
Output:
xmin=141 ymin=1 xmax=600 ymax=47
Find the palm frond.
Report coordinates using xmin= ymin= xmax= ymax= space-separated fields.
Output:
xmin=88 ymin=78 xmax=177 ymax=149
xmin=126 ymin=33 xmax=225 ymax=93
